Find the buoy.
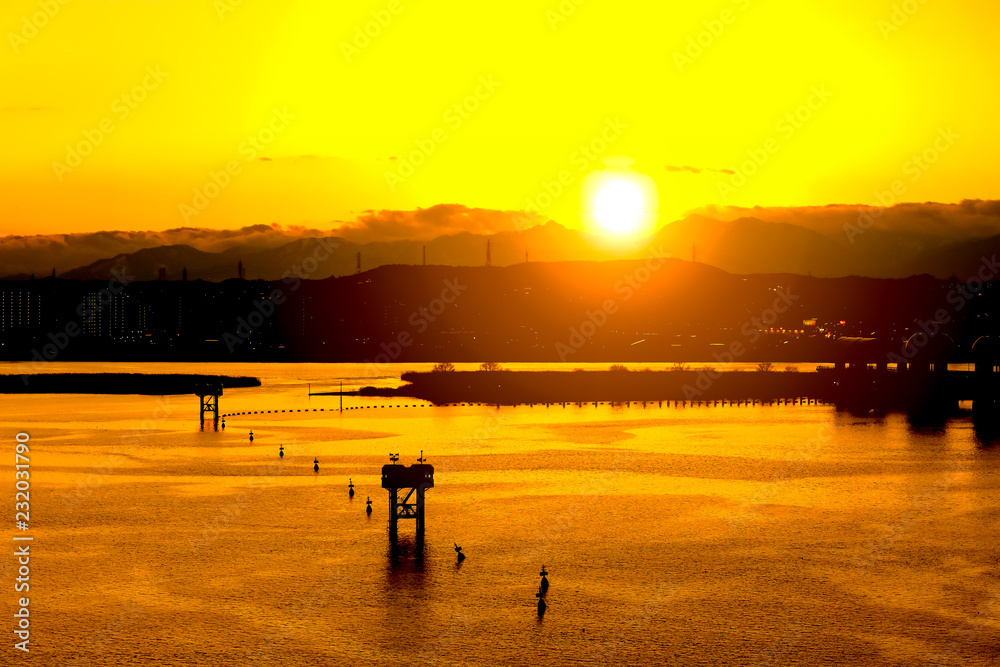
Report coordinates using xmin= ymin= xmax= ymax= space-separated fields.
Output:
xmin=249 ymin=430 xmax=254 ymax=443
xmin=313 ymin=457 xmax=319 ymax=473
xmin=348 ymin=478 xmax=355 ymax=498
xmin=221 ymin=418 xmax=226 ymax=430
xmin=536 ymin=591 xmax=546 ymax=614
xmin=540 ymin=565 xmax=549 ymax=592
xmin=279 ymin=445 xmax=284 ymax=458
xmin=454 ymin=543 xmax=466 ymax=562
xmin=366 ymin=497 xmax=372 ymax=515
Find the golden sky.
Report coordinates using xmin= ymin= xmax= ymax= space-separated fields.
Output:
xmin=1 ymin=0 xmax=997 ymax=236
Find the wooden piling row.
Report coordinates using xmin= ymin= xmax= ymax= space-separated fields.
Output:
xmin=218 ymin=396 xmax=826 ymax=418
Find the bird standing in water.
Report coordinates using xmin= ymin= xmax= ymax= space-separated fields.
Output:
xmin=454 ymin=543 xmax=466 ymax=562
xmin=313 ymin=457 xmax=319 ymax=473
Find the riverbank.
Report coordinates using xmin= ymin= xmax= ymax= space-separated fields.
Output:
xmin=356 ymin=368 xmax=828 ymax=405
xmin=0 ymin=373 xmax=261 ymax=394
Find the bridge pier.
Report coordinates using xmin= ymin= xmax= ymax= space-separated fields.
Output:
xmin=195 ymin=383 xmax=222 ymax=431
xmin=382 ymin=452 xmax=434 ymax=541
xmin=972 ymin=338 xmax=1000 ymax=426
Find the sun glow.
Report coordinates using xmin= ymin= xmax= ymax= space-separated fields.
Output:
xmin=1 ymin=3 xmax=998 ymax=235
xmin=593 ymin=178 xmax=646 ymax=234
xmin=582 ymin=165 xmax=659 ymax=239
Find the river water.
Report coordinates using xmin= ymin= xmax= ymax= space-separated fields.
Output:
xmin=1 ymin=362 xmax=997 ymax=666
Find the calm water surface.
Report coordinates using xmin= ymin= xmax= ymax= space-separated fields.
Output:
xmin=1 ymin=362 xmax=998 ymax=666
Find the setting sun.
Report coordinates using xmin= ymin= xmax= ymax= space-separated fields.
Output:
xmin=582 ymin=165 xmax=659 ymax=238
xmin=3 ymin=2 xmax=1000 ymax=664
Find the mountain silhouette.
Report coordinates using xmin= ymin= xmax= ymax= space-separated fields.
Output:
xmin=8 ymin=214 xmax=1000 ymax=281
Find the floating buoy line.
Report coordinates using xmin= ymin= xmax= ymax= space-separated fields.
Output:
xmin=218 ymin=396 xmax=826 ymax=419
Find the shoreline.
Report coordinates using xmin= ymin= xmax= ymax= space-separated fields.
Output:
xmin=355 ymin=368 xmax=828 ymax=405
xmin=0 ymin=373 xmax=261 ymax=394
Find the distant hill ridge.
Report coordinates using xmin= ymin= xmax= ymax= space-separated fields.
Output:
xmin=5 ymin=209 xmax=1000 ymax=281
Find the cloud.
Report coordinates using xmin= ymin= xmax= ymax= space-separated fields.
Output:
xmin=329 ymin=204 xmax=548 ymax=243
xmin=0 ymin=206 xmax=550 ymax=277
xmin=665 ymin=165 xmax=736 ymax=175
xmin=11 ymin=200 xmax=998 ymax=279
xmin=686 ymin=199 xmax=1000 ymax=240
xmin=0 ymin=223 xmax=332 ymax=277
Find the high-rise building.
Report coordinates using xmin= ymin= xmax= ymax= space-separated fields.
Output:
xmin=81 ymin=292 xmax=148 ymax=342
xmin=0 ymin=291 xmax=42 ymax=330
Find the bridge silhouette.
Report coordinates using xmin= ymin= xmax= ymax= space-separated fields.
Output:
xmin=825 ymin=334 xmax=1000 ymax=423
